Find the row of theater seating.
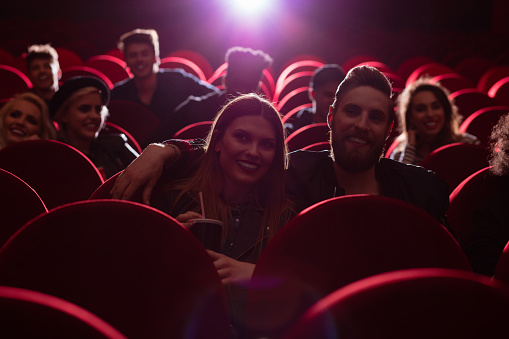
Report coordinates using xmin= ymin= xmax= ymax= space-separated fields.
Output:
xmin=4 ymin=48 xmax=509 ymax=107
xmin=1 ymin=51 xmax=508 ymax=151
xmin=0 ymin=139 xmax=504 ymax=270
xmin=3 ymin=51 xmax=507 ymax=136
xmin=2 ymin=159 xmax=509 ymax=337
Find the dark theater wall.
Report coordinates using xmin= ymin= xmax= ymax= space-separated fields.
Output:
xmin=0 ymin=0 xmax=501 ymax=72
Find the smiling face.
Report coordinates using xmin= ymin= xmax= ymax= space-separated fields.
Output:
xmin=329 ymin=86 xmax=391 ymax=173
xmin=27 ymin=57 xmax=60 ymax=93
xmin=61 ymin=92 xmax=104 ymax=142
xmin=124 ymin=42 xmax=157 ymax=79
xmin=214 ymin=115 xmax=277 ymax=197
xmin=1 ymin=100 xmax=42 ymax=146
xmin=409 ymin=90 xmax=446 ymax=142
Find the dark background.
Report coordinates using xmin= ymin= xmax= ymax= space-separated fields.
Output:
xmin=0 ymin=0 xmax=505 ymax=73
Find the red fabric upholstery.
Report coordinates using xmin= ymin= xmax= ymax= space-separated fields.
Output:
xmin=54 ymin=47 xmax=84 ymax=69
xmin=89 ymin=171 xmax=168 ymax=204
xmin=60 ymin=66 xmax=114 ymax=89
xmin=494 ymin=242 xmax=509 ymax=284
xmin=159 ymin=56 xmax=207 ymax=81
xmin=207 ymin=63 xmax=228 ymax=85
xmin=454 ymin=56 xmax=496 ymax=84
xmin=459 ymin=106 xmax=509 ymax=148
xmin=0 ymin=140 xmax=104 ymax=210
xmin=487 ymin=76 xmax=509 ymax=106
xmin=280 ymin=103 xmax=313 ymax=125
xmin=0 ymin=65 xmax=32 ymax=100
xmin=246 ymin=195 xmax=470 ymax=338
xmin=173 ymin=120 xmax=213 ymax=140
xmin=276 ymin=87 xmax=313 ymax=115
xmin=0 ymin=200 xmax=230 ymax=339
xmin=107 ymin=99 xmax=160 ymax=145
xmin=283 ymin=268 xmax=509 ymax=339
xmin=0 ymin=286 xmax=126 ymax=338
xmin=448 ymin=167 xmax=501 ymax=246
xmin=100 ymin=122 xmax=142 ymax=154
xmin=167 ymin=49 xmax=214 ymax=80
xmin=449 ymin=88 xmax=499 ymax=119
xmin=341 ymin=55 xmax=381 ymax=71
xmin=301 ymin=141 xmax=330 ymax=151
xmin=275 ymin=60 xmax=324 ymax=97
xmin=285 ymin=123 xmax=329 ymax=152
xmin=477 ymin=66 xmax=509 ymax=93
xmin=85 ymin=55 xmax=131 ymax=85
xmin=396 ymin=56 xmax=435 ymax=82
xmin=89 ymin=171 xmax=121 ymax=200
xmin=405 ymin=62 xmax=454 ymax=87
xmin=430 ymin=73 xmax=476 ymax=93
xmin=418 ymin=143 xmax=489 ymax=193
xmin=273 ymin=71 xmax=313 ymax=104
xmin=0 ymin=168 xmax=47 ymax=247
xmin=206 ymin=62 xmax=274 ymax=99
xmin=351 ymin=61 xmax=394 ymax=74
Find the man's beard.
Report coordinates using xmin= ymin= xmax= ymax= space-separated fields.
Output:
xmin=331 ymin=132 xmax=385 ymax=173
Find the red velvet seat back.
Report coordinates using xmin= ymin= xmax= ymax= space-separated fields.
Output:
xmin=0 ymin=200 xmax=230 ymax=339
xmin=284 ymin=268 xmax=509 ymax=339
xmin=246 ymin=195 xmax=470 ymax=338
xmin=0 ymin=140 xmax=104 ymax=210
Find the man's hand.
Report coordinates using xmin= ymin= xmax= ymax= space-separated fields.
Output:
xmin=110 ymin=143 xmax=179 ymax=204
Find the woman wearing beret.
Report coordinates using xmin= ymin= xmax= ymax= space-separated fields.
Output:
xmin=51 ymin=77 xmax=138 ymax=178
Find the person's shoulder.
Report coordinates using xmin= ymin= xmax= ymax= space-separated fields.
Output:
xmin=379 ymin=157 xmax=436 ymax=178
xmin=111 ymin=78 xmax=133 ymax=97
xmin=295 ymin=106 xmax=313 ymax=118
xmin=158 ymin=68 xmax=198 ymax=80
xmin=112 ymin=77 xmax=132 ymax=89
xmin=378 ymin=158 xmax=448 ymax=195
xmin=289 ymin=149 xmax=332 ymax=169
xmin=458 ymin=132 xmax=479 ymax=144
xmin=96 ymin=133 xmax=129 ymax=147
xmin=186 ymin=91 xmax=225 ymax=105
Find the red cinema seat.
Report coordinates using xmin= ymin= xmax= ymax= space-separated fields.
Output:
xmin=0 ymin=286 xmax=126 ymax=338
xmin=246 ymin=195 xmax=470 ymax=338
xmin=0 ymin=200 xmax=230 ymax=339
xmin=283 ymin=268 xmax=509 ymax=339
xmin=0 ymin=140 xmax=104 ymax=210
xmin=418 ymin=143 xmax=489 ymax=193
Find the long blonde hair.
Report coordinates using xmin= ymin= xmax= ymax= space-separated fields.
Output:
xmin=0 ymin=92 xmax=56 ymax=148
xmin=171 ymin=94 xmax=291 ymax=247
xmin=52 ymin=86 xmax=109 ymax=143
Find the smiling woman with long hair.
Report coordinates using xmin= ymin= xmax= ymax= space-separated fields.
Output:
xmin=390 ymin=78 xmax=478 ymax=164
xmin=152 ymin=93 xmax=294 ymax=336
xmin=0 ymin=92 xmax=56 ymax=149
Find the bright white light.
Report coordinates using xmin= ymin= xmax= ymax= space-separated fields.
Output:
xmin=229 ymin=0 xmax=271 ymax=16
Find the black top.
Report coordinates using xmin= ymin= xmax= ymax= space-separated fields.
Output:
xmin=111 ymin=69 xmax=219 ymax=121
xmin=87 ymin=134 xmax=139 ymax=179
xmin=286 ymin=150 xmax=450 ymax=224
xmin=284 ymin=106 xmax=315 ymax=136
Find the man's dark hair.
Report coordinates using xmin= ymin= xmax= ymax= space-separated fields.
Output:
xmin=311 ymin=64 xmax=345 ymax=90
xmin=331 ymin=65 xmax=394 ymax=123
xmin=117 ymin=29 xmax=160 ymax=59
xmin=224 ymin=47 xmax=273 ymax=94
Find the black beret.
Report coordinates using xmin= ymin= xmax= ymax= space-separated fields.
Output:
xmin=50 ymin=76 xmax=110 ymax=118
